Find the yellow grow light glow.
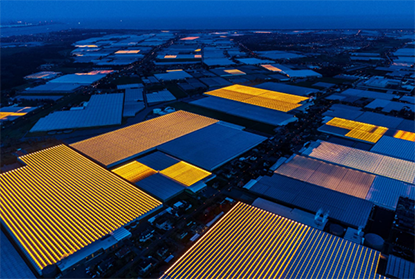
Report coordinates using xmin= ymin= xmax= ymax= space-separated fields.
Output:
xmin=75 ymin=70 xmax=113 ymax=76
xmin=0 ymin=112 xmax=27 ymax=119
xmin=261 ymin=64 xmax=283 ymax=72
xmin=205 ymin=84 xmax=308 ymax=112
xmin=164 ymin=55 xmax=177 ymax=59
xmin=180 ymin=37 xmax=199 ymax=41
xmin=115 ymin=50 xmax=141 ymax=54
xmin=326 ymin=117 xmax=388 ymax=143
xmin=166 ymin=69 xmax=183 ymax=72
xmin=394 ymin=130 xmax=415 ymax=142
xmin=160 ymin=161 xmax=211 ymax=186
xmin=25 ymin=71 xmax=59 ymax=79
xmin=71 ymin=111 xmax=219 ymax=167
xmin=195 ymin=49 xmax=201 ymax=52
xmin=112 ymin=161 xmax=156 ymax=183
xmin=75 ymin=45 xmax=98 ymax=48
xmin=224 ymin=69 xmax=246 ymax=75
xmin=161 ymin=202 xmax=380 ymax=279
xmin=0 ymin=145 xmax=161 ymax=270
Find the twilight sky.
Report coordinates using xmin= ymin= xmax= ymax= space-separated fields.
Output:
xmin=1 ymin=1 xmax=414 ymax=29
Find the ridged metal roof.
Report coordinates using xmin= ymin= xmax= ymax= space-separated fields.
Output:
xmin=158 ymin=123 xmax=266 ymax=171
xmin=371 ymin=136 xmax=415 ymax=161
xmin=303 ymin=141 xmax=415 ymax=184
xmin=249 ymin=174 xmax=373 ymax=228
xmin=276 ymin=155 xmax=375 ymax=199
xmin=0 ymin=145 xmax=161 ymax=270
xmin=366 ymin=176 xmax=415 ymax=210
xmin=161 ymin=202 xmax=380 ymax=279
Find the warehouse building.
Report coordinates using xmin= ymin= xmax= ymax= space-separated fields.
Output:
xmin=275 ymin=154 xmax=414 ymax=210
xmin=365 ymin=99 xmax=415 ymax=113
xmin=319 ymin=117 xmax=388 ymax=144
xmin=24 ymin=71 xmax=61 ymax=81
xmin=256 ymin=82 xmax=319 ymax=96
xmin=0 ymin=145 xmax=162 ymax=275
xmin=320 ymin=104 xmax=415 ymax=143
xmin=319 ymin=118 xmax=415 ymax=143
xmin=192 ymin=96 xmax=298 ymax=126
xmin=154 ymin=70 xmax=193 ymax=82
xmin=71 ymin=111 xmax=220 ymax=168
xmin=157 ymin=123 xmax=266 ymax=171
xmin=236 ymin=57 xmax=275 ymax=65
xmin=370 ymin=135 xmax=415 ymax=161
xmin=302 ymin=140 xmax=415 ymax=184
xmin=191 ymin=84 xmax=310 ymax=126
xmin=111 ymin=152 xmax=214 ymax=201
xmin=275 ymin=155 xmax=376 ymax=199
xmin=261 ymin=64 xmax=322 ymax=79
xmin=72 ymin=110 xmax=265 ymax=172
xmin=0 ymin=106 xmax=37 ymax=123
xmin=340 ymin=88 xmax=396 ymax=100
xmin=323 ymin=104 xmax=365 ymax=119
xmin=30 ymin=93 xmax=123 ymax=132
xmin=47 ymin=71 xmax=109 ymax=85
xmin=23 ymin=83 xmax=83 ymax=94
xmin=246 ymin=174 xmax=373 ymax=228
xmin=203 ymin=58 xmax=237 ymax=67
xmin=146 ymin=89 xmax=176 ymax=105
xmin=256 ymin=50 xmax=306 ymax=60
xmin=123 ymin=87 xmax=145 ymax=117
xmin=210 ymin=68 xmax=247 ymax=77
xmin=162 ymin=202 xmax=380 ymax=279
xmin=23 ymin=70 xmax=112 ymax=94
xmin=199 ymin=77 xmax=232 ymax=88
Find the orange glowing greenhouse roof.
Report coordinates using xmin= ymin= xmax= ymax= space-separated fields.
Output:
xmin=164 ymin=55 xmax=177 ymax=59
xmin=205 ymin=84 xmax=309 ymax=112
xmin=0 ymin=107 xmax=34 ymax=121
xmin=162 ymin=202 xmax=380 ymax=279
xmin=326 ymin=117 xmax=388 ymax=143
xmin=394 ymin=130 xmax=415 ymax=142
xmin=115 ymin=50 xmax=141 ymax=54
xmin=75 ymin=70 xmax=114 ymax=76
xmin=112 ymin=161 xmax=157 ymax=183
xmin=0 ymin=112 xmax=27 ymax=120
xmin=75 ymin=45 xmax=98 ymax=48
xmin=0 ymin=145 xmax=161 ymax=270
xmin=160 ymin=161 xmax=211 ymax=186
xmin=71 ymin=111 xmax=219 ymax=167
xmin=224 ymin=69 xmax=246 ymax=75
xmin=180 ymin=36 xmax=200 ymax=41
xmin=261 ymin=64 xmax=283 ymax=72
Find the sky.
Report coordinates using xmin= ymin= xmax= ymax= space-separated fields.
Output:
xmin=1 ymin=1 xmax=414 ymax=29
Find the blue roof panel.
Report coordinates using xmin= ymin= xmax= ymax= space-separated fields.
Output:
xmin=135 ymin=173 xmax=185 ymax=202
xmin=136 ymin=151 xmax=180 ymax=170
xmin=158 ymin=123 xmax=266 ymax=171
xmin=250 ymin=174 xmax=373 ymax=228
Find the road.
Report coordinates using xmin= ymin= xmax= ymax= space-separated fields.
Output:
xmin=111 ymin=193 xmax=224 ymax=278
